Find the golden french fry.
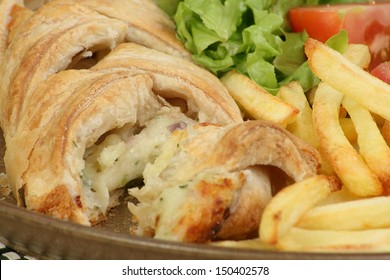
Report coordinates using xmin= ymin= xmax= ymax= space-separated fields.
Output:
xmin=312 ymin=82 xmax=383 ymax=196
xmin=277 ymin=227 xmax=390 ymax=252
xmin=259 ymin=175 xmax=341 ymax=245
xmin=339 ymin=117 xmax=358 ymax=144
xmin=277 ymin=82 xmax=319 ymax=147
xmin=211 ymin=239 xmax=274 ymax=251
xmin=305 ymin=38 xmax=390 ymax=121
xmin=342 ymin=44 xmax=371 ymax=69
xmin=372 ymin=112 xmax=386 ymax=127
xmin=220 ymin=70 xmax=299 ymax=126
xmin=297 ymin=196 xmax=390 ymax=231
xmin=383 ymin=120 xmax=390 ymax=147
xmin=317 ymin=187 xmax=359 ymax=206
xmin=277 ymin=82 xmax=333 ymax=175
xmin=342 ymin=96 xmax=390 ymax=191
xmin=305 ymin=87 xmax=316 ymax=107
xmin=338 ymin=106 xmax=347 ymax=119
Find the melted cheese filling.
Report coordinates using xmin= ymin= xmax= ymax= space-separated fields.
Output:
xmin=82 ymin=106 xmax=194 ymax=217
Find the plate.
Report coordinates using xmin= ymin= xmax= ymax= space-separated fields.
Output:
xmin=2 ymin=200 xmax=390 ymax=260
xmin=1 ymin=132 xmax=390 ymax=260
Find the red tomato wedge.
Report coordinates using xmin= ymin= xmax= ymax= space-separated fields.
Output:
xmin=289 ymin=3 xmax=390 ymax=69
xmin=371 ymin=61 xmax=390 ymax=84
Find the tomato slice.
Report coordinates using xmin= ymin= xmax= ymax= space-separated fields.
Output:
xmin=289 ymin=3 xmax=390 ymax=70
xmin=371 ymin=61 xmax=390 ymax=84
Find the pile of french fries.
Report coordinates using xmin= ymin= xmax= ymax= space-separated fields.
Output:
xmin=219 ymin=38 xmax=390 ymax=252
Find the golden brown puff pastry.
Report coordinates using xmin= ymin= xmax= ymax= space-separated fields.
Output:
xmin=0 ymin=0 xmax=23 ymax=64
xmin=0 ymin=0 xmax=50 ymax=59
xmin=92 ymin=43 xmax=243 ymax=124
xmin=6 ymin=5 xmax=34 ymax=45
xmin=60 ymin=0 xmax=191 ymax=60
xmin=129 ymin=120 xmax=321 ymax=242
xmin=5 ymin=70 xmax=163 ymax=225
xmin=0 ymin=0 xmax=127 ymax=136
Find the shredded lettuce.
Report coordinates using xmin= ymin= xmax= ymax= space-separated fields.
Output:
xmin=156 ymin=0 xmax=182 ymax=16
xmin=157 ymin=0 xmax=368 ymax=94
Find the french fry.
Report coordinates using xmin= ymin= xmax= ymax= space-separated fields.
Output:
xmin=277 ymin=227 xmax=390 ymax=252
xmin=220 ymin=70 xmax=299 ymax=127
xmin=277 ymin=82 xmax=319 ymax=147
xmin=305 ymin=38 xmax=390 ymax=121
xmin=277 ymin=82 xmax=333 ymax=175
xmin=342 ymin=96 xmax=390 ymax=191
xmin=305 ymin=87 xmax=316 ymax=107
xmin=339 ymin=117 xmax=358 ymax=144
xmin=338 ymin=106 xmax=348 ymax=119
xmin=297 ymin=196 xmax=390 ymax=231
xmin=317 ymin=187 xmax=359 ymax=206
xmin=372 ymin=112 xmax=386 ymax=127
xmin=383 ymin=120 xmax=390 ymax=147
xmin=312 ymin=82 xmax=383 ymax=196
xmin=259 ymin=175 xmax=341 ymax=246
xmin=211 ymin=239 xmax=274 ymax=251
xmin=342 ymin=44 xmax=371 ymax=69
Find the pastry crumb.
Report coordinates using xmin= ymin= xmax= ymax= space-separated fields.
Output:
xmin=0 ymin=172 xmax=11 ymax=198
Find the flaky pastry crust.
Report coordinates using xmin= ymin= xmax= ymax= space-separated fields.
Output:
xmin=93 ymin=43 xmax=243 ymax=124
xmin=0 ymin=0 xmax=128 ymax=135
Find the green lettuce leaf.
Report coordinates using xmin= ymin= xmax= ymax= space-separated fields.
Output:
xmin=174 ymin=0 xmax=287 ymax=93
xmin=326 ymin=29 xmax=349 ymax=53
xmin=169 ymin=0 xmax=368 ymax=94
xmin=156 ymin=0 xmax=182 ymax=16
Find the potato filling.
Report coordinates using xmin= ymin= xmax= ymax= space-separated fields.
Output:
xmin=81 ymin=106 xmax=195 ymax=217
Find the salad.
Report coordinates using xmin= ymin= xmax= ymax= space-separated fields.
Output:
xmin=156 ymin=0 xmax=390 ymax=94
